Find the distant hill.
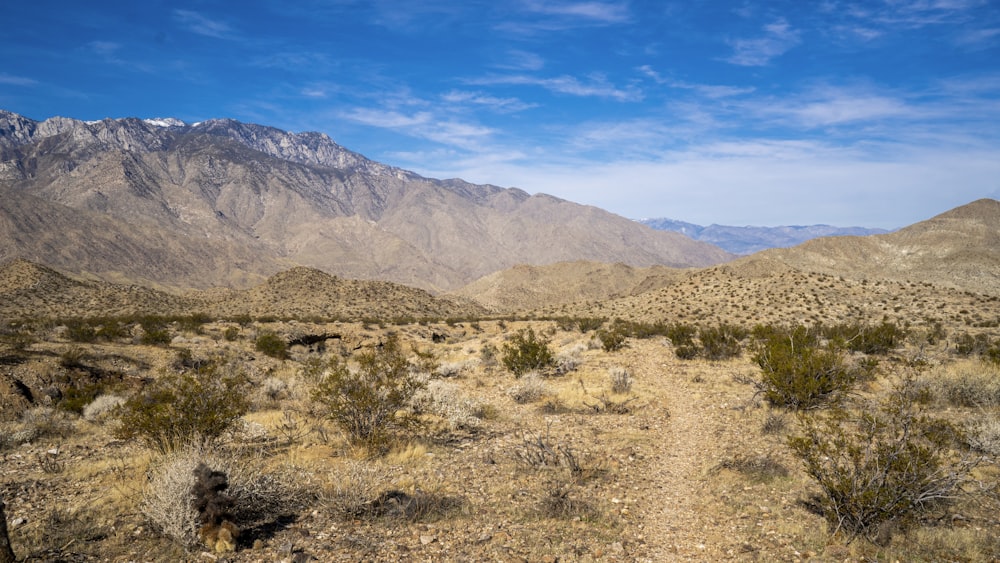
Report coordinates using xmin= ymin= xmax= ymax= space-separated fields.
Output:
xmin=0 ymin=260 xmax=485 ymax=321
xmin=474 ymin=199 xmax=999 ymax=324
xmin=639 ymin=218 xmax=889 ymax=255
xmin=0 ymin=110 xmax=733 ymax=292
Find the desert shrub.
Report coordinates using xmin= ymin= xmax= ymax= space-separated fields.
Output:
xmin=82 ymin=394 xmax=126 ymax=422
xmin=609 ymin=367 xmax=632 ymax=394
xmin=141 ymin=327 xmax=172 ymax=346
xmin=825 ymin=322 xmax=906 ymax=355
xmin=554 ymin=344 xmax=585 ymax=375
xmin=666 ymin=323 xmax=698 ymax=347
xmin=479 ymin=343 xmax=498 ymax=369
xmin=507 ymin=372 xmax=549 ymax=404
xmin=259 ymin=377 xmax=288 ymax=402
xmin=114 ymin=363 xmax=249 ymax=453
xmin=576 ymin=317 xmax=606 ymax=332
xmin=64 ymin=319 xmax=97 ymax=343
xmin=596 ymin=324 xmax=627 ymax=352
xmin=501 ymin=327 xmax=554 ymax=377
xmin=223 ymin=326 xmax=240 ymax=341
xmin=254 ymin=331 xmax=288 ymax=360
xmin=789 ymin=381 xmax=983 ymax=544
xmin=322 ymin=459 xmax=394 ymax=518
xmin=142 ymin=443 xmax=309 ymax=549
xmin=753 ymin=325 xmax=854 ymax=410
xmin=312 ymin=335 xmax=424 ymax=453
xmin=698 ymin=324 xmax=746 ymax=360
xmin=18 ymin=406 xmax=74 ymax=441
xmin=410 ymin=379 xmax=483 ymax=430
xmin=711 ymin=453 xmax=789 ymax=482
xmin=953 ymin=333 xmax=991 ymax=357
xmin=674 ymin=344 xmax=700 ymax=360
xmin=966 ymin=413 xmax=1000 ymax=456
xmin=920 ymin=360 xmax=1000 ymax=408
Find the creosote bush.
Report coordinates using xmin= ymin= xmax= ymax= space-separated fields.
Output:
xmin=254 ymin=331 xmax=288 ymax=360
xmin=501 ymin=327 xmax=554 ymax=377
xmin=312 ymin=335 xmax=424 ymax=453
xmin=789 ymin=378 xmax=985 ymax=544
xmin=115 ymin=362 xmax=249 ymax=453
xmin=753 ymin=325 xmax=855 ymax=410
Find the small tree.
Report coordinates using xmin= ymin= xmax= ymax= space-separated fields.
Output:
xmin=501 ymin=327 xmax=554 ymax=377
xmin=115 ymin=363 xmax=249 ymax=453
xmin=312 ymin=335 xmax=424 ymax=453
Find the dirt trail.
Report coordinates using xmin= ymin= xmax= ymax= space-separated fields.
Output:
xmin=633 ymin=352 xmax=741 ymax=561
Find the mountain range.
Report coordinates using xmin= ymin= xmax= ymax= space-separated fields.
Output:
xmin=0 ymin=110 xmax=732 ymax=293
xmin=638 ymin=218 xmax=890 ymax=255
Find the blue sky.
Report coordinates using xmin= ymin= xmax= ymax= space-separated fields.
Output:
xmin=3 ymin=1 xmax=1000 ymax=228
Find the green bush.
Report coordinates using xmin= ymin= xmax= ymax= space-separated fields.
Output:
xmin=254 ymin=331 xmax=288 ymax=360
xmin=501 ymin=327 xmax=554 ymax=377
xmin=698 ymin=324 xmax=746 ymax=360
xmin=825 ymin=322 xmax=906 ymax=355
xmin=312 ymin=335 xmax=424 ymax=452
xmin=596 ymin=324 xmax=627 ymax=352
xmin=753 ymin=325 xmax=854 ymax=410
xmin=789 ymin=381 xmax=982 ymax=544
xmin=576 ymin=317 xmax=606 ymax=333
xmin=114 ymin=363 xmax=249 ymax=453
xmin=666 ymin=323 xmax=698 ymax=347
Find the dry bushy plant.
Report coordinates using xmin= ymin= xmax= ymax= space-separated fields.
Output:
xmin=322 ymin=459 xmax=395 ymax=518
xmin=924 ymin=361 xmax=1000 ymax=408
xmin=965 ymin=413 xmax=1000 ymax=457
xmin=554 ymin=344 xmax=584 ymax=375
xmin=82 ymin=394 xmax=125 ymax=422
xmin=507 ymin=372 xmax=549 ymax=404
xmin=16 ymin=407 xmax=74 ymax=443
xmin=609 ymin=367 xmax=632 ymax=394
xmin=410 ymin=379 xmax=484 ymax=430
xmin=142 ymin=442 xmax=310 ymax=549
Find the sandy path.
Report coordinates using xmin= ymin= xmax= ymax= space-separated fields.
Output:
xmin=631 ymin=349 xmax=739 ymax=561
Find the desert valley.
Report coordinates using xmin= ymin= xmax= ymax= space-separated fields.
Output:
xmin=1 ymin=111 xmax=1000 ymax=562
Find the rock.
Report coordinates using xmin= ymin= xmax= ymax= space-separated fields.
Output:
xmin=419 ymin=535 xmax=437 ymax=545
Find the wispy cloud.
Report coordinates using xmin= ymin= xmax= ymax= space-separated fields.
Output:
xmin=173 ymin=10 xmax=235 ymax=39
xmin=725 ymin=19 xmax=801 ymax=66
xmin=519 ymin=0 xmax=631 ymax=23
xmin=470 ymin=73 xmax=642 ymax=101
xmin=495 ymin=50 xmax=546 ymax=71
xmin=442 ymin=90 xmax=538 ymax=113
xmin=0 ymin=73 xmax=38 ymax=87
xmin=639 ymin=66 xmax=755 ymax=98
xmin=339 ymin=106 xmax=495 ymax=150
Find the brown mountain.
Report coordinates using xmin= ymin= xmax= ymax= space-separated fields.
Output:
xmin=758 ymin=198 xmax=1000 ymax=296
xmin=0 ymin=110 xmax=733 ymax=292
xmin=479 ymin=199 xmax=999 ymax=331
xmin=0 ymin=259 xmax=485 ymax=321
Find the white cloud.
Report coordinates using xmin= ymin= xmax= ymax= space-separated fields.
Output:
xmin=725 ymin=19 xmax=801 ymax=66
xmin=470 ymin=73 xmax=642 ymax=101
xmin=173 ymin=10 xmax=235 ymax=39
xmin=0 ymin=73 xmax=37 ymax=86
xmin=519 ymin=0 xmax=631 ymax=23
xmin=442 ymin=90 xmax=538 ymax=112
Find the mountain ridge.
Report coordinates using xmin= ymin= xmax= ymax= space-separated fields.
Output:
xmin=0 ymin=110 xmax=734 ymax=292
